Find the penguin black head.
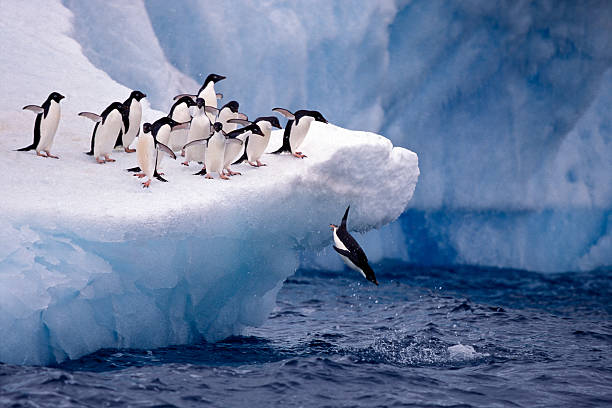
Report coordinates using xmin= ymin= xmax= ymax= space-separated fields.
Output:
xmin=213 ymin=122 xmax=224 ymax=132
xmin=196 ymin=97 xmax=205 ymax=109
xmin=310 ymin=110 xmax=328 ymax=124
xmin=250 ymin=124 xmax=264 ymax=136
xmin=205 ymin=73 xmax=226 ymax=86
xmin=130 ymin=90 xmax=146 ymax=101
xmin=255 ymin=116 xmax=282 ymax=129
xmin=49 ymin=92 xmax=64 ymax=102
xmin=143 ymin=122 xmax=152 ymax=133
xmin=222 ymin=100 xmax=239 ymax=113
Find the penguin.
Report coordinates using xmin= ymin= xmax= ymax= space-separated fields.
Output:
xmin=174 ymin=73 xmax=225 ymax=122
xmin=271 ymin=108 xmax=328 ymax=158
xmin=17 ymin=91 xmax=65 ymax=158
xmin=79 ymin=102 xmax=129 ymax=164
xmin=330 ymin=206 xmax=379 ymax=286
xmin=127 ymin=117 xmax=188 ymax=182
xmin=217 ymin=100 xmax=247 ymax=133
xmin=183 ymin=122 xmax=242 ymax=180
xmin=232 ymin=116 xmax=281 ymax=167
xmin=134 ymin=122 xmax=176 ymax=188
xmin=221 ymin=123 xmax=264 ymax=176
xmin=115 ymin=90 xmax=146 ymax=153
xmin=182 ymin=98 xmax=217 ymax=167
xmin=168 ymin=96 xmax=196 ymax=153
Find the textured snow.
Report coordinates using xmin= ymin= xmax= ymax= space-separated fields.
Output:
xmin=0 ymin=0 xmax=418 ymax=365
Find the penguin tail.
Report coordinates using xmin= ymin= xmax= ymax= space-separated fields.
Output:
xmin=114 ymin=130 xmax=124 ymax=148
xmin=154 ymin=171 xmax=168 ymax=182
xmin=85 ymin=150 xmax=94 ymax=156
xmin=270 ymin=120 xmax=293 ymax=154
xmin=194 ymin=167 xmax=207 ymax=176
xmin=126 ymin=166 xmax=141 ymax=172
xmin=15 ymin=144 xmax=36 ymax=152
xmin=233 ymin=150 xmax=248 ymax=165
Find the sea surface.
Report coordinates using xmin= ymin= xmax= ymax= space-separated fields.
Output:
xmin=1 ymin=262 xmax=611 ymax=407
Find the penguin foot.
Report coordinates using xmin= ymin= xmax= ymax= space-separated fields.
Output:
xmin=248 ymin=161 xmax=258 ymax=167
xmin=124 ymin=147 xmax=136 ymax=153
xmin=45 ymin=151 xmax=59 ymax=159
xmin=181 ymin=161 xmax=189 ymax=166
xmin=205 ymin=174 xmax=213 ymax=179
xmin=142 ymin=180 xmax=151 ymax=188
xmin=36 ymin=151 xmax=47 ymax=158
xmin=227 ymin=170 xmax=241 ymax=176
xmin=96 ymin=157 xmax=106 ymax=164
xmin=135 ymin=173 xmax=146 ymax=178
xmin=256 ymin=160 xmax=266 ymax=167
xmin=181 ymin=150 xmax=186 ymax=157
xmin=293 ymin=152 xmax=307 ymax=159
xmin=220 ymin=174 xmax=230 ymax=180
xmin=104 ymin=155 xmax=116 ymax=162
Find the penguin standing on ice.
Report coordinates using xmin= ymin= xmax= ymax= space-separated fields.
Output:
xmin=184 ymin=122 xmax=242 ymax=180
xmin=182 ymin=98 xmax=217 ymax=167
xmin=127 ymin=117 xmax=189 ymax=181
xmin=134 ymin=122 xmax=176 ymax=188
xmin=221 ymin=122 xmax=264 ymax=176
xmin=271 ymin=108 xmax=328 ymax=158
xmin=232 ymin=116 xmax=281 ymax=167
xmin=79 ymin=102 xmax=129 ymax=164
xmin=330 ymin=206 xmax=379 ymax=286
xmin=168 ymin=96 xmax=196 ymax=153
xmin=17 ymin=91 xmax=65 ymax=158
xmin=174 ymin=73 xmax=225 ymax=122
xmin=115 ymin=90 xmax=146 ymax=153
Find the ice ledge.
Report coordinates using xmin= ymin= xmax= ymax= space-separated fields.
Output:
xmin=0 ymin=123 xmax=418 ymax=365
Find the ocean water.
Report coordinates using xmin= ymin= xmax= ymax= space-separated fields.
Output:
xmin=1 ymin=262 xmax=611 ymax=407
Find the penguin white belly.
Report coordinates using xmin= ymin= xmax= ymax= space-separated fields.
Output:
xmin=94 ymin=111 xmax=122 ymax=158
xmin=137 ymin=133 xmax=155 ymax=180
xmin=333 ymin=229 xmax=366 ymax=278
xmin=205 ymin=134 xmax=225 ymax=174
xmin=247 ymin=127 xmax=271 ymax=162
xmin=223 ymin=134 xmax=247 ymax=168
xmin=290 ymin=119 xmax=313 ymax=153
xmin=38 ymin=102 xmax=61 ymax=151
xmin=185 ymin=115 xmax=208 ymax=163
xmin=169 ymin=104 xmax=191 ymax=152
xmin=199 ymin=84 xmax=217 ymax=122
xmin=155 ymin=125 xmax=172 ymax=169
xmin=123 ymin=101 xmax=142 ymax=148
xmin=218 ymin=110 xmax=238 ymax=132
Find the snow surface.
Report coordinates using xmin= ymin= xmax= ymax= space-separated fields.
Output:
xmin=0 ymin=0 xmax=418 ymax=365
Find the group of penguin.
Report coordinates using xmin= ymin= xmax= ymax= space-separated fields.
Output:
xmin=16 ymin=74 xmax=379 ymax=286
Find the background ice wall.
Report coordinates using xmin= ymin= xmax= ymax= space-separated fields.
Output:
xmin=60 ymin=1 xmax=612 ymax=271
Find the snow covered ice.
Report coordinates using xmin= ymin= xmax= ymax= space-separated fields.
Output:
xmin=0 ymin=1 xmax=418 ymax=365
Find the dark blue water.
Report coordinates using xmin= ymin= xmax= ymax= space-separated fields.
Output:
xmin=1 ymin=263 xmax=611 ymax=407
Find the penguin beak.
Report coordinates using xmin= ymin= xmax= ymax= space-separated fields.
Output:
xmin=217 ymin=75 xmax=226 ymax=82
xmin=329 ymin=224 xmax=336 ymax=230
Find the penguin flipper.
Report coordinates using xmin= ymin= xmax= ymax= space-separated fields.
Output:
xmin=332 ymin=246 xmax=352 ymax=258
xmin=173 ymin=93 xmax=196 ymax=101
xmin=205 ymin=106 xmax=219 ymax=116
xmin=78 ymin=112 xmax=103 ymax=122
xmin=272 ymin=107 xmax=295 ymax=120
xmin=341 ymin=206 xmax=350 ymax=229
xmin=183 ymin=138 xmax=209 ymax=150
xmin=156 ymin=141 xmax=176 ymax=160
xmin=126 ymin=166 xmax=141 ymax=172
xmin=22 ymin=105 xmax=44 ymax=114
xmin=226 ymin=138 xmax=243 ymax=146
xmin=227 ymin=118 xmax=251 ymax=127
xmin=271 ymin=120 xmax=293 ymax=154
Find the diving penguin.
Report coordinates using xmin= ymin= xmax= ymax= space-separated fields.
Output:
xmin=17 ymin=91 xmax=65 ymax=158
xmin=330 ymin=206 xmax=378 ymax=285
